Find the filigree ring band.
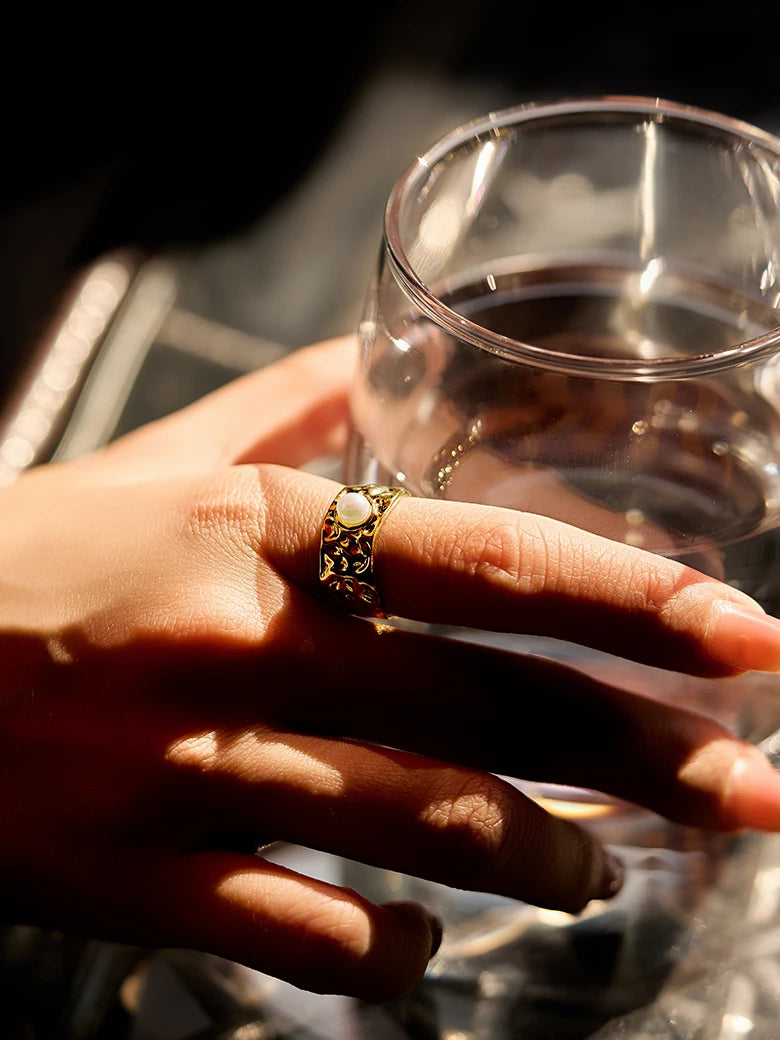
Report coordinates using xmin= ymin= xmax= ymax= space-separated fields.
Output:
xmin=319 ymin=484 xmax=410 ymax=618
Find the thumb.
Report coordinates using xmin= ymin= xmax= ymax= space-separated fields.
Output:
xmin=88 ymin=337 xmax=356 ymax=481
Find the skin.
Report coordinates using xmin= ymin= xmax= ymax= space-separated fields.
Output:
xmin=2 ymin=335 xmax=780 ymax=1003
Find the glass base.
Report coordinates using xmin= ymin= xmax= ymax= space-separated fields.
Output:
xmin=345 ymin=824 xmax=752 ymax=1039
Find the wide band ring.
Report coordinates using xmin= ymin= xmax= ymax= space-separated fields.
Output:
xmin=319 ymin=484 xmax=410 ymax=618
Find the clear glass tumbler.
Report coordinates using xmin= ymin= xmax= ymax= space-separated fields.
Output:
xmin=346 ymin=96 xmax=780 ymax=720
xmin=343 ymin=97 xmax=780 ymax=1028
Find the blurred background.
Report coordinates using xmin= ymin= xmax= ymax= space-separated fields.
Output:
xmin=2 ymin=0 xmax=779 ymax=428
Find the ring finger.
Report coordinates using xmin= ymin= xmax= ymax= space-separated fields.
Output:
xmin=168 ymin=723 xmax=624 ymax=916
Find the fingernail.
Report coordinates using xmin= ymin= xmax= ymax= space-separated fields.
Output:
xmin=709 ymin=601 xmax=780 ymax=673
xmin=726 ymin=752 xmax=780 ymax=830
xmin=595 ymin=849 xmax=625 ymax=900
xmin=385 ymin=901 xmax=443 ymax=959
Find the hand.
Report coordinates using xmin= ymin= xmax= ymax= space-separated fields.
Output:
xmin=3 ymin=336 xmax=780 ymax=1003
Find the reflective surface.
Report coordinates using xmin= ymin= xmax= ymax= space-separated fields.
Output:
xmin=1 ymin=252 xmax=778 ymax=1040
xmin=3 ymin=829 xmax=780 ymax=1039
xmin=3 ymin=85 xmax=780 ymax=1040
xmin=348 ymin=98 xmax=780 ymax=718
xmin=343 ymin=98 xmax=780 ymax=1034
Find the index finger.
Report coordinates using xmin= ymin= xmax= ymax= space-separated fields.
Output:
xmin=259 ymin=465 xmax=780 ymax=678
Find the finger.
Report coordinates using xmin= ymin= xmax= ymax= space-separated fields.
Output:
xmin=91 ymin=337 xmax=356 ymax=479
xmin=445 ymin=451 xmax=725 ymax=578
xmin=151 ymin=851 xmax=440 ymax=1002
xmin=167 ymin=726 xmax=622 ymax=915
xmin=201 ymin=607 xmax=780 ymax=834
xmin=259 ymin=466 xmax=780 ymax=677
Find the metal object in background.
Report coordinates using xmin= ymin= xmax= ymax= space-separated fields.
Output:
xmin=0 ymin=253 xmax=140 ymax=483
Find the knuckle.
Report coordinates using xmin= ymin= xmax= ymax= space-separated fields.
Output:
xmin=165 ymin=731 xmax=221 ymax=772
xmin=629 ymin=559 xmax=675 ymax=614
xmin=601 ymin=537 xmax=698 ymax=618
xmin=186 ymin=472 xmax=262 ymax=560
xmin=173 ymin=473 xmax=277 ymax=639
xmin=444 ymin=510 xmax=556 ymax=596
xmin=422 ymin=776 xmax=519 ymax=886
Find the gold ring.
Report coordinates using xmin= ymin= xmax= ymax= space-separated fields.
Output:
xmin=319 ymin=484 xmax=410 ymax=618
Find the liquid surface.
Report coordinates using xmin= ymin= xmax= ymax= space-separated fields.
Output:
xmin=349 ymin=261 xmax=780 ymax=608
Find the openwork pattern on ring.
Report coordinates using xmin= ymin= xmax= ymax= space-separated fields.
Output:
xmin=318 ymin=484 xmax=409 ymax=618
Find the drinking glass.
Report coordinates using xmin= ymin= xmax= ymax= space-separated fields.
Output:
xmin=342 ymin=97 xmax=780 ymax=1030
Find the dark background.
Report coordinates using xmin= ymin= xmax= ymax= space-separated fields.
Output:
xmin=1 ymin=2 xmax=777 ymax=406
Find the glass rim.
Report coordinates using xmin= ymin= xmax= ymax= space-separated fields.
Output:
xmin=383 ymin=95 xmax=780 ymax=379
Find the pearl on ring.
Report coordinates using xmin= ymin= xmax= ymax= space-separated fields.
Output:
xmin=336 ymin=490 xmax=373 ymax=528
xmin=319 ymin=484 xmax=409 ymax=617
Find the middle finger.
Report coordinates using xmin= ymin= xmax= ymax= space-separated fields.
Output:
xmin=256 ymin=619 xmax=780 ymax=834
